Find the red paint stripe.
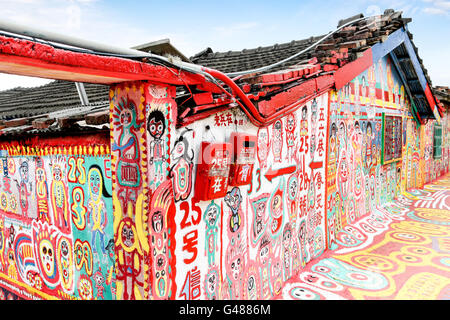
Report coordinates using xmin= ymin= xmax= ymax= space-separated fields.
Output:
xmin=0 ymin=35 xmax=205 ymax=85
xmin=334 ymin=48 xmax=373 ymax=90
xmin=424 ymin=84 xmax=436 ymax=111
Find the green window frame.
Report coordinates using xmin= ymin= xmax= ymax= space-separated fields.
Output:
xmin=433 ymin=125 xmax=442 ymax=159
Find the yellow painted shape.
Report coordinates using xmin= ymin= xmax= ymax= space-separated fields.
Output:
xmin=395 ymin=272 xmax=450 ymax=300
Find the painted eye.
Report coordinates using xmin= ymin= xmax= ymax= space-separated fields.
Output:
xmin=158 ymin=125 xmax=163 ymax=132
xmin=48 ymin=249 xmax=52 ymax=257
xmin=150 ymin=125 xmax=156 ymax=132
xmin=42 ymin=247 xmax=47 ymax=255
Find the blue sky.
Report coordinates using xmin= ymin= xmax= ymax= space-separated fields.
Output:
xmin=0 ymin=0 xmax=448 ymax=89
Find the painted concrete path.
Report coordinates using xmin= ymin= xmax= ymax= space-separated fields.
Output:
xmin=275 ymin=173 xmax=450 ymax=300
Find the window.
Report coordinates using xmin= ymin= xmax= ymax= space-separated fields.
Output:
xmin=433 ymin=125 xmax=442 ymax=159
xmin=381 ymin=113 xmax=403 ymax=164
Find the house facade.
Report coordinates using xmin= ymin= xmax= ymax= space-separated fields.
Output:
xmin=0 ymin=9 xmax=447 ymax=300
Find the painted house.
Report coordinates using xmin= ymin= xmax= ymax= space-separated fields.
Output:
xmin=0 ymin=9 xmax=447 ymax=300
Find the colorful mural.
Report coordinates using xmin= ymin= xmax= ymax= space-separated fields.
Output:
xmin=0 ymin=57 xmax=449 ymax=301
xmin=278 ymin=173 xmax=450 ymax=300
xmin=0 ymin=145 xmax=114 ymax=300
xmin=326 ymin=55 xmax=417 ymax=249
xmin=110 ymin=82 xmax=178 ymax=300
xmin=164 ymin=94 xmax=329 ymax=300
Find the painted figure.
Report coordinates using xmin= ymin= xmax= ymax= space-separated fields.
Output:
xmin=285 ymin=113 xmax=297 ymax=161
xmin=148 ymin=109 xmax=167 ymax=187
xmin=257 ymin=127 xmax=270 ymax=169
xmin=112 ymin=97 xmax=142 ymax=210
xmin=169 ymin=129 xmax=194 ymax=202
xmin=272 ymin=120 xmax=283 ymax=163
xmin=204 ymin=201 xmax=219 ymax=267
xmin=87 ymin=164 xmax=112 ymax=264
xmin=35 ymin=157 xmax=50 ymax=224
xmin=15 ymin=160 xmax=32 ymax=217
xmin=50 ymin=162 xmax=69 ymax=233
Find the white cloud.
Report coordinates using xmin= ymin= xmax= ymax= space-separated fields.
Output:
xmin=422 ymin=0 xmax=450 ymax=15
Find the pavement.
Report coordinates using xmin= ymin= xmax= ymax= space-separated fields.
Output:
xmin=275 ymin=173 xmax=450 ymax=300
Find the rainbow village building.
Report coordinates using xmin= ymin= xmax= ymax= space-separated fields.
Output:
xmin=0 ymin=9 xmax=448 ymax=300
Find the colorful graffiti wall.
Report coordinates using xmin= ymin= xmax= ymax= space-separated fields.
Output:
xmin=167 ymin=94 xmax=329 ymax=300
xmin=2 ymin=58 xmax=448 ymax=301
xmin=110 ymin=82 xmax=178 ymax=300
xmin=0 ymin=143 xmax=115 ymax=300
xmin=420 ymin=114 xmax=450 ymax=184
xmin=325 ymin=54 xmax=449 ymax=250
xmin=109 ymin=80 xmax=329 ymax=300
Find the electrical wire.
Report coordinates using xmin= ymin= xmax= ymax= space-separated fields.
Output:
xmin=223 ymin=15 xmax=375 ymax=78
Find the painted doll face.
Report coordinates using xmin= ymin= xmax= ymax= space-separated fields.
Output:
xmin=53 ymin=166 xmax=62 ymax=182
xmin=39 ymin=239 xmax=55 ymax=277
xmin=225 ymin=188 xmax=241 ymax=212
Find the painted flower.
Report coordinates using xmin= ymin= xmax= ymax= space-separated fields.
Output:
xmin=77 ymin=275 xmax=94 ymax=300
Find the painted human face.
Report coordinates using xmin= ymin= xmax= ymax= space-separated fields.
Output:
xmin=19 ymin=162 xmax=29 ymax=182
xmin=89 ymin=168 xmax=102 ymax=198
xmin=274 ymin=121 xmax=282 ymax=138
xmin=205 ymin=205 xmax=218 ymax=228
xmin=149 ymin=118 xmax=165 ymax=139
xmin=120 ymin=109 xmax=133 ymax=127
xmin=283 ymin=228 xmax=292 ymax=248
xmin=121 ymin=222 xmax=135 ymax=248
xmin=152 ymin=211 xmax=163 ymax=233
xmin=286 ymin=115 xmax=296 ymax=132
xmin=288 ymin=177 xmax=298 ymax=200
xmin=230 ymin=257 xmax=242 ymax=280
xmin=206 ymin=272 xmax=217 ymax=294
xmin=259 ymin=243 xmax=270 ymax=265
xmin=340 ymin=156 xmax=348 ymax=181
xmin=36 ymin=168 xmax=45 ymax=183
xmin=94 ymin=272 xmax=105 ymax=286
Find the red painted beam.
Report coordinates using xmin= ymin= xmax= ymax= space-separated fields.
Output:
xmin=0 ymin=35 xmax=206 ymax=85
xmin=257 ymin=75 xmax=334 ymax=117
xmin=334 ymin=48 xmax=373 ymax=90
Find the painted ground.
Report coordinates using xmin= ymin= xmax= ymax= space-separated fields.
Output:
xmin=275 ymin=173 xmax=450 ymax=300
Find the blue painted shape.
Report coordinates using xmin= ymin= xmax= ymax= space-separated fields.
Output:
xmin=402 ymin=34 xmax=429 ymax=92
xmin=389 ymin=51 xmax=420 ymax=125
xmin=312 ymin=258 xmax=389 ymax=290
xmin=371 ymin=28 xmax=406 ymax=63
